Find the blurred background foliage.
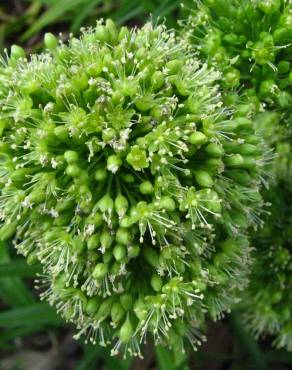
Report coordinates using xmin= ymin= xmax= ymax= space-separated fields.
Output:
xmin=0 ymin=0 xmax=192 ymax=50
xmin=0 ymin=1 xmax=292 ymax=370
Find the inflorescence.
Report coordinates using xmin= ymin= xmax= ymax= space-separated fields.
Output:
xmin=0 ymin=20 xmax=269 ymax=357
xmin=183 ymin=0 xmax=292 ymax=178
xmin=183 ymin=0 xmax=292 ymax=351
xmin=242 ymin=184 xmax=292 ymax=351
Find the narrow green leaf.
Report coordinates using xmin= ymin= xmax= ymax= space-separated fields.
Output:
xmin=0 ymin=260 xmax=41 ymax=277
xmin=71 ymin=0 xmax=103 ymax=33
xmin=0 ymin=241 xmax=35 ymax=307
xmin=112 ymin=1 xmax=145 ymax=25
xmin=21 ymin=0 xmax=87 ymax=40
xmin=0 ymin=303 xmax=61 ymax=328
xmin=153 ymin=0 xmax=181 ymax=19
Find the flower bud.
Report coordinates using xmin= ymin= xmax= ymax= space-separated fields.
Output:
xmin=95 ymin=168 xmax=107 ymax=181
xmin=64 ymin=150 xmax=79 ymax=164
xmin=107 ymin=155 xmax=122 ymax=173
xmin=100 ymin=230 xmax=113 ymax=250
xmin=139 ymin=181 xmax=154 ymax=194
xmin=87 ymin=234 xmax=101 ymax=250
xmin=120 ymin=293 xmax=133 ymax=311
xmin=66 ymin=164 xmax=81 ymax=177
xmin=111 ymin=302 xmax=125 ymax=323
xmin=158 ymin=196 xmax=176 ymax=212
xmin=113 ymin=244 xmax=126 ymax=261
xmin=97 ymin=194 xmax=114 ymax=214
xmin=194 ymin=170 xmax=214 ymax=188
xmin=119 ymin=317 xmax=133 ymax=343
xmin=92 ymin=263 xmax=109 ymax=279
xmin=114 ymin=194 xmax=129 ymax=219
xmin=115 ymin=227 xmax=131 ymax=245
xmin=10 ymin=45 xmax=25 ymax=60
xmin=151 ymin=275 xmax=163 ymax=292
xmin=188 ymin=131 xmax=208 ymax=146
xmin=44 ymin=33 xmax=58 ymax=50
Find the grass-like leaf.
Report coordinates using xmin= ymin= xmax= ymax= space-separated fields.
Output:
xmin=0 ymin=259 xmax=41 ymax=277
xmin=21 ymin=0 xmax=87 ymax=41
xmin=0 ymin=241 xmax=35 ymax=307
xmin=0 ymin=302 xmax=61 ymax=328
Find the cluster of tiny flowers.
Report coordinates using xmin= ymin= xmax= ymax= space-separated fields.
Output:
xmin=182 ymin=0 xmax=292 ymax=350
xmin=182 ymin=0 xmax=292 ymax=176
xmin=242 ymin=184 xmax=292 ymax=351
xmin=0 ymin=20 xmax=268 ymax=357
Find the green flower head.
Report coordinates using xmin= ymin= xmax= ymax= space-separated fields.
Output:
xmin=0 ymin=20 xmax=268 ymax=357
xmin=182 ymin=0 xmax=292 ymax=351
xmin=183 ymin=0 xmax=292 ymax=161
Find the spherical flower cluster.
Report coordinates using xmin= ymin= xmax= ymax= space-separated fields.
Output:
xmin=0 ymin=21 xmax=268 ymax=356
xmin=183 ymin=0 xmax=292 ymax=170
xmin=242 ymin=184 xmax=292 ymax=351
xmin=182 ymin=0 xmax=292 ymax=350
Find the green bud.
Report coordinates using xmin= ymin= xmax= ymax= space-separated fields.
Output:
xmin=188 ymin=131 xmax=208 ymax=146
xmin=151 ymin=275 xmax=163 ymax=292
xmin=118 ymin=26 xmax=130 ymax=41
xmin=44 ymin=33 xmax=58 ymax=50
xmin=95 ymin=299 xmax=112 ymax=320
xmin=95 ymin=25 xmax=110 ymax=43
xmin=225 ymin=154 xmax=244 ymax=168
xmin=102 ymin=128 xmax=116 ymax=143
xmin=54 ymin=125 xmax=69 ymax=142
xmin=105 ymin=19 xmax=118 ymax=43
xmin=66 ymin=164 xmax=81 ymax=177
xmin=87 ymin=234 xmax=101 ymax=249
xmin=95 ymin=168 xmax=107 ymax=181
xmin=103 ymin=250 xmax=112 ymax=263
xmin=205 ymin=143 xmax=224 ymax=157
xmin=127 ymin=244 xmax=140 ymax=259
xmin=165 ymin=60 xmax=183 ymax=74
xmin=92 ymin=263 xmax=109 ymax=279
xmin=121 ymin=173 xmax=135 ymax=183
xmin=133 ymin=298 xmax=147 ymax=321
xmin=115 ymin=227 xmax=131 ymax=245
xmin=120 ymin=294 xmax=133 ymax=310
xmin=100 ymin=230 xmax=113 ymax=250
xmin=151 ymin=71 xmax=164 ymax=89
xmin=119 ymin=215 xmax=134 ymax=228
xmin=107 ymin=155 xmax=122 ymax=173
xmin=115 ymin=194 xmax=129 ymax=218
xmin=159 ymin=196 xmax=176 ymax=212
xmin=139 ymin=181 xmax=154 ymax=194
xmin=111 ymin=302 xmax=125 ymax=323
xmin=0 ymin=221 xmax=18 ymax=241
xmin=237 ymin=144 xmax=258 ymax=156
xmin=227 ymin=169 xmax=252 ymax=186
xmin=194 ymin=170 xmax=214 ymax=188
xmin=64 ymin=150 xmax=79 ymax=164
xmin=72 ymin=236 xmax=86 ymax=254
xmin=113 ymin=244 xmax=126 ymax=261
xmin=143 ymin=247 xmax=159 ymax=267
xmin=126 ymin=146 xmax=149 ymax=171
xmin=10 ymin=45 xmax=25 ymax=60
xmin=97 ymin=194 xmax=114 ymax=213
xmin=277 ymin=60 xmax=290 ymax=74
xmin=119 ymin=317 xmax=133 ymax=343
xmin=86 ymin=212 xmax=102 ymax=226
xmin=85 ymin=297 xmax=100 ymax=315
